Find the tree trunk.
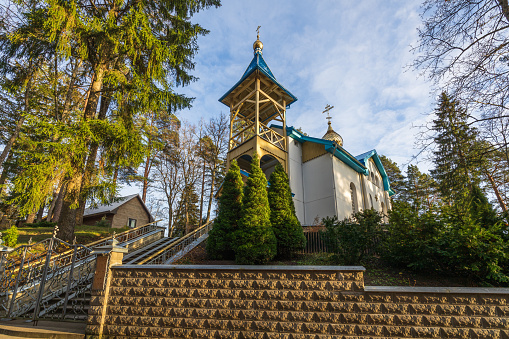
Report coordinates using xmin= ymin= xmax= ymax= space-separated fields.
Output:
xmin=51 ymin=183 xmax=66 ymax=222
xmin=199 ymin=160 xmax=206 ymax=226
xmin=486 ymin=171 xmax=508 ymax=213
xmin=36 ymin=204 xmax=44 ymax=222
xmin=26 ymin=213 xmax=36 ymax=224
xmin=0 ymin=153 xmax=13 ymax=196
xmin=142 ymin=155 xmax=151 ymax=203
xmin=206 ymin=165 xmax=216 ymax=223
xmin=57 ymin=65 xmax=105 ymax=241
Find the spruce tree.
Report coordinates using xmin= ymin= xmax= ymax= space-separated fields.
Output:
xmin=268 ymin=164 xmax=305 ymax=258
xmin=206 ymin=159 xmax=243 ymax=260
xmin=234 ymin=154 xmax=276 ymax=264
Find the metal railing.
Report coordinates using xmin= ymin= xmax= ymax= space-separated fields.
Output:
xmin=137 ymin=221 xmax=213 ymax=265
xmin=0 ymin=220 xmax=164 ymax=320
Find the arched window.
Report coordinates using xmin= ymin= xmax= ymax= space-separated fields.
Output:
xmin=370 ymin=172 xmax=374 ymax=182
xmin=369 ymin=194 xmax=373 ymax=209
xmin=375 ymin=176 xmax=380 ymax=188
xmin=350 ymin=182 xmax=358 ymax=213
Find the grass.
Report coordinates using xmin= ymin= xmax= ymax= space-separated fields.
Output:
xmin=16 ymin=224 xmax=129 ymax=246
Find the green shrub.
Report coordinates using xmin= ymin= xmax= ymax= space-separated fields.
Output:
xmin=321 ymin=209 xmax=383 ymax=265
xmin=268 ymin=164 xmax=305 ymax=258
xmin=234 ymin=154 xmax=276 ymax=264
xmin=2 ymin=225 xmax=19 ymax=247
xmin=383 ymin=201 xmax=444 ymax=271
xmin=23 ymin=220 xmax=57 ymax=228
xmin=207 ymin=159 xmax=244 ymax=260
xmin=94 ymin=216 xmax=110 ymax=228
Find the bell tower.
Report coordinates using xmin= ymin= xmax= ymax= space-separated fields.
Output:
xmin=219 ymin=30 xmax=298 ymax=177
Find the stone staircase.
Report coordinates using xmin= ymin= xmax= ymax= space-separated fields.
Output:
xmin=86 ymin=265 xmax=509 ymax=338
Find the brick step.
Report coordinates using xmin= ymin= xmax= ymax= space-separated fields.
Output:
xmin=100 ymin=321 xmax=509 ymax=338
xmin=104 ymin=305 xmax=507 ymax=328
xmin=111 ymin=277 xmax=361 ymax=291
xmin=104 ymin=295 xmax=509 ymax=317
xmin=113 ymin=269 xmax=364 ymax=283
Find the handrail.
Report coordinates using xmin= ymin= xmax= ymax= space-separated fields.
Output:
xmin=85 ymin=219 xmax=164 ymax=248
xmin=137 ymin=221 xmax=213 ymax=265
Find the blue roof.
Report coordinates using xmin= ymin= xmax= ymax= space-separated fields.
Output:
xmin=355 ymin=150 xmax=395 ymax=196
xmin=271 ymin=124 xmax=394 ymax=196
xmin=219 ymin=51 xmax=298 ymax=107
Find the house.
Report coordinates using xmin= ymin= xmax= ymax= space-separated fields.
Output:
xmin=218 ymin=33 xmax=394 ymax=225
xmin=82 ymin=194 xmax=154 ymax=228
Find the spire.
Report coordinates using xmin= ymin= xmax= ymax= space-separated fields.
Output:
xmin=321 ymin=104 xmax=343 ymax=146
xmin=253 ymin=25 xmax=263 ymax=55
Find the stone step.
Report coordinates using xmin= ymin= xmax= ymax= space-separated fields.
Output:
xmin=99 ymin=321 xmax=509 ymax=338
xmin=103 ymin=305 xmax=507 ymax=328
xmin=111 ymin=277 xmax=362 ymax=291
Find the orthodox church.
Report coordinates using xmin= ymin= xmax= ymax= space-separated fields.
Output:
xmin=219 ymin=33 xmax=394 ymax=225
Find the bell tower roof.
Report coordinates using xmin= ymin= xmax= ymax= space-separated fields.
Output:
xmin=219 ymin=33 xmax=297 ymax=107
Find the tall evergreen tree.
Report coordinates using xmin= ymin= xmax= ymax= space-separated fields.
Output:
xmin=401 ymin=165 xmax=440 ymax=213
xmin=268 ymin=164 xmax=305 ymax=258
xmin=234 ymin=154 xmax=276 ymax=264
xmin=431 ymin=92 xmax=480 ymax=201
xmin=206 ymin=159 xmax=243 ymax=260
xmin=173 ymin=183 xmax=199 ymax=236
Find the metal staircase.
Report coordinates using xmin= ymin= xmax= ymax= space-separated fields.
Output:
xmin=0 ymin=222 xmax=166 ymax=321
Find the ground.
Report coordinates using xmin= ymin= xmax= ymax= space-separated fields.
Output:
xmin=15 ymin=224 xmax=128 ymax=246
xmin=175 ymin=240 xmax=480 ymax=287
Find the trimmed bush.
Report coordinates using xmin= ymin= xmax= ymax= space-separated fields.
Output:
xmin=2 ymin=225 xmax=19 ymax=247
xmin=234 ymin=154 xmax=276 ymax=264
xmin=23 ymin=220 xmax=57 ymax=228
xmin=207 ymin=159 xmax=244 ymax=260
xmin=268 ymin=164 xmax=305 ymax=258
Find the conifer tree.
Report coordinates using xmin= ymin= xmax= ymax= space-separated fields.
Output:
xmin=379 ymin=155 xmax=404 ymax=199
xmin=234 ymin=154 xmax=276 ymax=264
xmin=268 ymin=164 xmax=305 ymax=258
xmin=431 ymin=92 xmax=480 ymax=201
xmin=206 ymin=159 xmax=243 ymax=260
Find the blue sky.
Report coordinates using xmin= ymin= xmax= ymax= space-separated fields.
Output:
xmin=123 ymin=0 xmax=436 ymax=198
xmin=176 ymin=0 xmax=435 ymax=168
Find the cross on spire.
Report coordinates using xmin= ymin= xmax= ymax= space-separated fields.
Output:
xmin=256 ymin=26 xmax=261 ymax=39
xmin=322 ymin=104 xmax=334 ymax=123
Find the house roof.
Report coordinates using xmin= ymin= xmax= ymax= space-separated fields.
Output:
xmin=83 ymin=194 xmax=154 ymax=220
xmin=219 ymin=50 xmax=298 ymax=107
xmin=273 ymin=124 xmax=394 ymax=196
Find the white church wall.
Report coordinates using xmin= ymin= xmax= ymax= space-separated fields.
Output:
xmin=302 ymin=154 xmax=335 ymax=225
xmin=287 ymin=137 xmax=305 ymax=223
xmin=364 ymin=159 xmax=386 ymax=214
xmin=331 ymin=156 xmax=364 ymax=220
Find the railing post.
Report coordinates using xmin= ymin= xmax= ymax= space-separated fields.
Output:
xmin=87 ymin=238 xmax=127 ymax=339
xmin=0 ymin=234 xmax=13 ymax=278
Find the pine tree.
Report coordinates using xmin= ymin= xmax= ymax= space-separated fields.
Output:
xmin=206 ymin=159 xmax=243 ymax=260
xmin=234 ymin=154 xmax=276 ymax=264
xmin=268 ymin=164 xmax=305 ymax=258
xmin=173 ymin=184 xmax=200 ymax=236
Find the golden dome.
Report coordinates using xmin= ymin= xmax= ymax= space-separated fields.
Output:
xmin=322 ymin=121 xmax=343 ymax=146
xmin=253 ymin=38 xmax=263 ymax=52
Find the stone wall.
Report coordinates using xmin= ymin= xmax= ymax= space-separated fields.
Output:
xmin=87 ymin=265 xmax=509 ymax=338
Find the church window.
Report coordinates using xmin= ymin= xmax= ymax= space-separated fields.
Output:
xmin=375 ymin=176 xmax=380 ymax=188
xmin=350 ymin=183 xmax=358 ymax=213
xmin=369 ymin=194 xmax=373 ymax=209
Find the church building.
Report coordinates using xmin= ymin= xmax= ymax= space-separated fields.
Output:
xmin=219 ymin=33 xmax=394 ymax=225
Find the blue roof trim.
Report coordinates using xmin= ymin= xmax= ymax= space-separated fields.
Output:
xmin=272 ymin=124 xmax=394 ymax=196
xmin=272 ymin=124 xmax=368 ymax=175
xmin=355 ymin=150 xmax=395 ymax=196
xmin=219 ymin=51 xmax=298 ymax=107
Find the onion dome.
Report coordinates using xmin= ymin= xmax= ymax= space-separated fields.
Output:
xmin=253 ymin=34 xmax=263 ymax=54
xmin=322 ymin=121 xmax=343 ymax=146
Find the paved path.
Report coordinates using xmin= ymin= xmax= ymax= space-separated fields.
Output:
xmin=0 ymin=319 xmax=85 ymax=339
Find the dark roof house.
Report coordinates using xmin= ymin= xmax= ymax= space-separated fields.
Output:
xmin=82 ymin=194 xmax=154 ymax=229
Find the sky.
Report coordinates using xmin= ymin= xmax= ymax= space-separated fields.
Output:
xmin=124 ymin=0 xmax=436 ymax=195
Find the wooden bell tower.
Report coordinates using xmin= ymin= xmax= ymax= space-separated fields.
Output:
xmin=219 ymin=30 xmax=298 ymax=176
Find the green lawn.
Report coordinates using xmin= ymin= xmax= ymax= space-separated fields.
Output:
xmin=17 ymin=224 xmax=129 ymax=246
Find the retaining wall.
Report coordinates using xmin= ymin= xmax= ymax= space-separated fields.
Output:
xmin=86 ymin=265 xmax=509 ymax=338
